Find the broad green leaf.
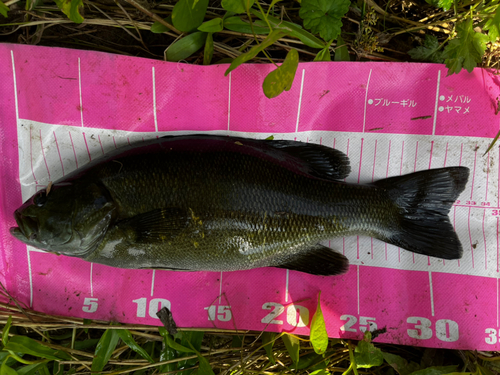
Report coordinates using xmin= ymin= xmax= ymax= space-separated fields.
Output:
xmin=223 ymin=17 xmax=270 ymax=34
xmin=484 ymin=7 xmax=500 ymax=42
xmin=354 ymin=332 xmax=383 ymax=369
xmin=196 ymin=354 xmax=215 ymax=375
xmin=382 ymin=352 xmax=420 ymax=375
xmin=0 ymin=1 xmax=8 ymax=17
xmin=4 ymin=337 xmax=71 ymax=361
xmin=334 ymin=36 xmax=350 ymax=61
xmin=198 ymin=18 xmax=223 ymax=32
xmin=265 ymin=135 xmax=274 ymax=140
xmin=16 ymin=361 xmax=50 ymax=375
xmin=0 ymin=360 xmax=18 ymax=375
xmin=204 ymin=33 xmax=214 ymax=65
xmin=443 ymin=19 xmax=489 ymax=75
xmin=3 ymin=316 xmax=12 ymax=345
xmin=282 ymin=334 xmax=300 ymax=365
xmin=226 ymin=30 xmax=287 ymax=75
xmin=408 ymin=365 xmax=458 ymax=375
xmin=116 ymin=330 xmax=154 ymax=364
xmin=53 ymin=0 xmax=83 ymax=23
xmin=291 ymin=351 xmax=328 ymax=370
xmin=310 ymin=370 xmax=330 ymax=375
xmin=179 ymin=331 xmax=204 ymax=370
xmin=314 ymin=46 xmax=331 ymax=61
xmin=407 ymin=35 xmax=444 ymax=63
xmin=159 ymin=329 xmax=195 ymax=353
xmin=91 ymin=329 xmax=120 ymax=372
xmin=261 ymin=332 xmax=276 ymax=364
xmin=159 ymin=340 xmax=177 ymax=373
xmin=310 ymin=291 xmax=328 ymax=355
xmin=151 ymin=16 xmax=173 ymax=33
xmin=251 ymin=10 xmax=325 ymax=49
xmin=172 ymin=0 xmax=209 ymax=32
xmin=221 ymin=0 xmax=254 ymax=14
xmin=263 ymin=48 xmax=299 ymax=98
xmin=72 ymin=338 xmax=99 ymax=350
xmin=166 ymin=32 xmax=208 ymax=62
xmin=299 ymin=0 xmax=350 ymax=41
xmin=425 ymin=0 xmax=452 ymax=11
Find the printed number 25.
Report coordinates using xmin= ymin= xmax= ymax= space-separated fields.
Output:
xmin=340 ymin=315 xmax=377 ymax=333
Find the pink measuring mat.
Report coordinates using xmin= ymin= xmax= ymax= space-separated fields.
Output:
xmin=1 ymin=43 xmax=500 ymax=350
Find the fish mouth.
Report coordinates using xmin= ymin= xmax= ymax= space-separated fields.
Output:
xmin=10 ymin=211 xmax=39 ymax=242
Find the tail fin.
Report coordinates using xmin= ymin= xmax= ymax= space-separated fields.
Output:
xmin=374 ymin=167 xmax=469 ymax=260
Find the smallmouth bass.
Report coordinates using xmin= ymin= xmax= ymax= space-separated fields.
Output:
xmin=10 ymin=135 xmax=469 ymax=275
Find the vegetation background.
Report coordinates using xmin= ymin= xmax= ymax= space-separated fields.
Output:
xmin=1 ymin=0 xmax=500 ymax=372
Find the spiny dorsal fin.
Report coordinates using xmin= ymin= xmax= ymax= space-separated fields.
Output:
xmin=274 ymin=244 xmax=349 ymax=276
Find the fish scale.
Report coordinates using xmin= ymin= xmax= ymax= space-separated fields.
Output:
xmin=10 ymin=135 xmax=469 ymax=276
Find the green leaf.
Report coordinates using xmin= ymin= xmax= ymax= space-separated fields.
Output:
xmin=408 ymin=365 xmax=458 ymax=375
xmin=3 ymin=316 xmax=12 ymax=345
xmin=166 ymin=32 xmax=208 ymax=62
xmin=265 ymin=135 xmax=274 ymax=140
xmin=151 ymin=16 xmax=173 ymax=33
xmin=484 ymin=7 xmax=500 ymax=42
xmin=16 ymin=361 xmax=50 ymax=375
xmin=172 ymin=0 xmax=209 ymax=32
xmin=334 ymin=36 xmax=350 ymax=61
xmin=443 ymin=19 xmax=489 ymax=75
xmin=91 ymin=329 xmax=120 ymax=372
xmin=226 ymin=29 xmax=287 ymax=75
xmin=0 ymin=1 xmax=9 ymax=17
xmin=204 ymin=33 xmax=214 ymax=65
xmin=314 ymin=46 xmax=331 ymax=61
xmin=282 ymin=334 xmax=300 ymax=365
xmin=53 ymin=0 xmax=83 ymax=23
xmin=116 ymin=330 xmax=154 ymax=364
xmin=159 ymin=329 xmax=195 ymax=354
xmin=310 ymin=291 xmax=328 ymax=355
xmin=310 ymin=370 xmax=330 ymax=375
xmin=72 ymin=339 xmax=100 ymax=351
xmin=0 ymin=360 xmax=18 ymax=375
xmin=196 ymin=354 xmax=215 ymax=375
xmin=251 ymin=10 xmax=325 ymax=48
xmin=354 ymin=332 xmax=383 ymax=369
xmin=425 ymin=0 xmax=452 ymax=11
xmin=263 ymin=48 xmax=299 ymax=98
xmin=382 ymin=352 xmax=420 ymax=375
xmin=198 ymin=18 xmax=223 ymax=32
xmin=408 ymin=35 xmax=444 ymax=63
xmin=221 ymin=0 xmax=254 ymax=14
xmin=261 ymin=332 xmax=276 ymax=364
xmin=299 ymin=0 xmax=350 ymax=41
xmin=159 ymin=338 xmax=177 ymax=374
xmin=4 ymin=337 xmax=71 ymax=361
xmin=223 ymin=17 xmax=270 ymax=34
xmin=291 ymin=351 xmax=328 ymax=370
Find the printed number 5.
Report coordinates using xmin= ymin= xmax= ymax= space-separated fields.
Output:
xmin=82 ymin=297 xmax=98 ymax=313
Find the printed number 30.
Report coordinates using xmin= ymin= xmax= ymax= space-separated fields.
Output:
xmin=82 ymin=297 xmax=98 ymax=313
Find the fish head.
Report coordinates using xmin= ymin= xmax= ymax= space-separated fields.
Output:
xmin=10 ymin=182 xmax=116 ymax=256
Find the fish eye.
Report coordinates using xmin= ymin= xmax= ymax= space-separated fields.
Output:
xmin=34 ymin=192 xmax=47 ymax=207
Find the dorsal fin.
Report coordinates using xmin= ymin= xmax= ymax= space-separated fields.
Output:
xmin=266 ymin=140 xmax=351 ymax=180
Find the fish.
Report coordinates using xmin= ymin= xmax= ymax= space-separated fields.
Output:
xmin=10 ymin=135 xmax=469 ymax=276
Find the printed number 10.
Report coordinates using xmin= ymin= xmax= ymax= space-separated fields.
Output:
xmin=132 ymin=298 xmax=171 ymax=319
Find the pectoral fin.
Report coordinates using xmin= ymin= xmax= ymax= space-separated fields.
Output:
xmin=274 ymin=244 xmax=349 ymax=276
xmin=119 ymin=208 xmax=190 ymax=243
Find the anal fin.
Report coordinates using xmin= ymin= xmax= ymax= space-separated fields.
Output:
xmin=274 ymin=244 xmax=349 ymax=276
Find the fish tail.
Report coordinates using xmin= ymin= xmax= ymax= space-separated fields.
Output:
xmin=374 ymin=167 xmax=469 ymax=259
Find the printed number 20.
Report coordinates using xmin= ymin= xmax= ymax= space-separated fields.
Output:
xmin=261 ymin=302 xmax=310 ymax=327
